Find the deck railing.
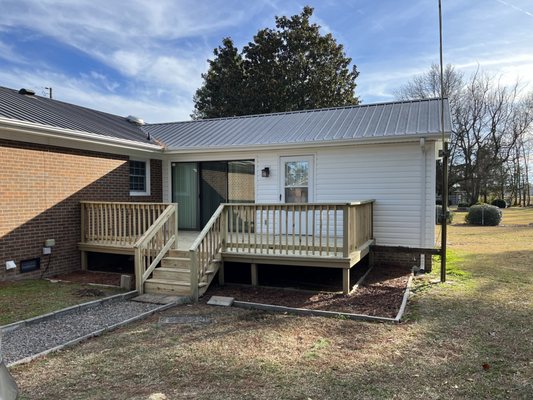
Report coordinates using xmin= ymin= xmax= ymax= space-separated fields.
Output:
xmin=189 ymin=201 xmax=374 ymax=300
xmin=134 ymin=204 xmax=178 ymax=294
xmin=224 ymin=201 xmax=374 ymax=257
xmin=80 ymin=201 xmax=171 ymax=245
xmin=189 ymin=204 xmax=226 ymax=300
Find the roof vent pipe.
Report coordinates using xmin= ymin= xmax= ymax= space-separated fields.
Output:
xmin=126 ymin=115 xmax=145 ymax=126
xmin=18 ymin=88 xmax=35 ymax=95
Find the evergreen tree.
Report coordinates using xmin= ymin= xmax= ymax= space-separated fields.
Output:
xmin=191 ymin=38 xmax=245 ymax=119
xmin=192 ymin=6 xmax=359 ymax=119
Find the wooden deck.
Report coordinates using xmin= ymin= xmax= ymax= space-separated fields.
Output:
xmin=79 ymin=201 xmax=375 ymax=298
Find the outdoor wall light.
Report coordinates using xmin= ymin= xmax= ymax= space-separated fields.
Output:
xmin=261 ymin=167 xmax=270 ymax=177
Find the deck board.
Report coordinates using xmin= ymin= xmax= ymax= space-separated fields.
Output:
xmin=79 ymin=231 xmax=371 ymax=269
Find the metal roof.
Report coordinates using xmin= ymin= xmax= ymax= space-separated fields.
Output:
xmin=0 ymin=86 xmax=154 ymax=144
xmin=0 ymin=85 xmax=451 ymax=151
xmin=143 ymin=98 xmax=451 ymax=150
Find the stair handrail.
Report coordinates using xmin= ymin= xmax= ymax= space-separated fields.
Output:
xmin=189 ymin=204 xmax=226 ymax=301
xmin=134 ymin=203 xmax=178 ymax=294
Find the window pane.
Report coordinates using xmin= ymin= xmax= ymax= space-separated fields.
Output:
xmin=285 ymin=161 xmax=308 ymax=187
xmin=285 ymin=187 xmax=308 ymax=203
xmin=129 ymin=160 xmax=146 ymax=192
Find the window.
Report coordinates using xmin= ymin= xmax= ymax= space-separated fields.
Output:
xmin=21 ymin=258 xmax=40 ymax=273
xmin=129 ymin=159 xmax=150 ymax=195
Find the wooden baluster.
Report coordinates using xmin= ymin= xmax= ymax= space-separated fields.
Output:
xmin=326 ymin=206 xmax=330 ymax=255
xmin=284 ymin=206 xmax=288 ymax=254
xmin=253 ymin=205 xmax=258 ymax=252
xmin=241 ymin=205 xmax=245 ymax=253
xmin=248 ymin=206 xmax=252 ymax=253
xmin=291 ymin=205 xmax=295 ymax=255
xmin=298 ymin=204 xmax=302 ymax=255
xmin=265 ymin=205 xmax=269 ymax=255
xmin=259 ymin=206 xmax=263 ymax=254
xmin=333 ymin=204 xmax=339 ymax=256
xmin=305 ymin=204 xmax=309 ymax=256
xmin=318 ymin=205 xmax=324 ymax=255
xmin=311 ymin=206 xmax=316 ymax=255
xmin=279 ymin=206 xmax=283 ymax=253
xmin=90 ymin=204 xmax=95 ymax=242
xmin=137 ymin=204 xmax=142 ymax=242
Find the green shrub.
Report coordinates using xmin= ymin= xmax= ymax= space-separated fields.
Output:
xmin=465 ymin=204 xmax=502 ymax=226
xmin=491 ymin=199 xmax=507 ymax=208
xmin=458 ymin=202 xmax=469 ymax=208
xmin=436 ymin=205 xmax=454 ymax=224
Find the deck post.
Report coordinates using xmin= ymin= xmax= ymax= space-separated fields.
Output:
xmin=220 ymin=206 xmax=227 ymax=251
xmin=174 ymin=203 xmax=179 ymax=249
xmin=342 ymin=268 xmax=350 ymax=294
xmin=134 ymin=247 xmax=143 ymax=294
xmin=190 ymin=249 xmax=199 ymax=302
xmin=81 ymin=251 xmax=88 ymax=271
xmin=343 ymin=205 xmax=350 ymax=258
xmin=251 ymin=263 xmax=258 ymax=286
xmin=218 ymin=260 xmax=225 ymax=285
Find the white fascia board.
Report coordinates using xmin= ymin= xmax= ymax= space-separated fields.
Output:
xmin=161 ymin=131 xmax=451 ymax=155
xmin=0 ymin=117 xmax=163 ymax=154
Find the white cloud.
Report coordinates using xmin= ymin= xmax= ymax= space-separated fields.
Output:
xmin=0 ymin=38 xmax=27 ymax=64
xmin=0 ymin=68 xmax=192 ymax=122
xmin=0 ymin=0 xmax=284 ymax=121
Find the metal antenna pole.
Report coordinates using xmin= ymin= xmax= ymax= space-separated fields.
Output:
xmin=439 ymin=0 xmax=448 ymax=283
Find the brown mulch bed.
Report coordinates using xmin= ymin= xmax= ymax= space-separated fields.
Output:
xmin=205 ymin=264 xmax=411 ymax=318
xmin=50 ymin=271 xmax=126 ymax=287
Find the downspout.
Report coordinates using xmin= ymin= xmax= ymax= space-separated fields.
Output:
xmin=419 ymin=137 xmax=426 ymax=271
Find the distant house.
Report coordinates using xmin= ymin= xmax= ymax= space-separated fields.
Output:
xmin=0 ymin=86 xmax=451 ymax=297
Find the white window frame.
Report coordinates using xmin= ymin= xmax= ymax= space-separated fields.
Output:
xmin=129 ymin=158 xmax=151 ymax=196
xmin=279 ymin=155 xmax=315 ymax=203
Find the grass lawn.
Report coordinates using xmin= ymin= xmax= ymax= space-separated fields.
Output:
xmin=0 ymin=280 xmax=124 ymax=326
xmin=10 ymin=208 xmax=533 ymax=399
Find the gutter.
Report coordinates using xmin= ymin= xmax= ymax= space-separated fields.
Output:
xmin=161 ymin=132 xmax=452 ymax=155
xmin=0 ymin=117 xmax=164 ymax=153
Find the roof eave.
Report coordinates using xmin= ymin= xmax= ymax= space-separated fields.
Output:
xmin=0 ymin=117 xmax=163 ymax=153
xmin=161 ymin=131 xmax=451 ymax=154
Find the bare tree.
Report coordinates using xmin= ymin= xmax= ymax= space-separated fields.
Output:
xmin=396 ymin=65 xmax=533 ymax=205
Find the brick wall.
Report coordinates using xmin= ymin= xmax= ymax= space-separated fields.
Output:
xmin=372 ymin=249 xmax=433 ymax=272
xmin=0 ymin=138 xmax=162 ymax=280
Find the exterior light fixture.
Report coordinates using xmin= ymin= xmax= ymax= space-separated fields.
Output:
xmin=261 ymin=167 xmax=270 ymax=177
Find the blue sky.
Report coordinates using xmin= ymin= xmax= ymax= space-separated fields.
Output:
xmin=0 ymin=0 xmax=532 ymax=123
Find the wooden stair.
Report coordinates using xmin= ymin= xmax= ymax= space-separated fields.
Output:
xmin=143 ymin=249 xmax=220 ymax=297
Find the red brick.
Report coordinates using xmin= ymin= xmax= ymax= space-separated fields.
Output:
xmin=0 ymin=139 xmax=162 ymax=280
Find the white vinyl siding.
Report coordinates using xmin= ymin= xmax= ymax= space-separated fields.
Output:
xmin=161 ymin=139 xmax=438 ymax=248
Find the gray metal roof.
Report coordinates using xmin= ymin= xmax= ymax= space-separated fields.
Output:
xmin=144 ymin=98 xmax=451 ymax=150
xmin=0 ymin=86 xmax=154 ymax=144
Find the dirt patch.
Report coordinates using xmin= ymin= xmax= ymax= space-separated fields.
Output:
xmin=72 ymin=288 xmax=106 ymax=298
xmin=205 ymin=264 xmax=411 ymax=318
xmin=50 ymin=271 xmax=125 ymax=286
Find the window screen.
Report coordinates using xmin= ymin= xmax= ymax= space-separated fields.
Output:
xmin=129 ymin=160 xmax=146 ymax=192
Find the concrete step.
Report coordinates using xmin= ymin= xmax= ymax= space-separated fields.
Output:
xmin=168 ymin=249 xmax=190 ymax=258
xmin=144 ymin=278 xmax=191 ymax=296
xmin=152 ymin=267 xmax=190 ymax=282
xmin=161 ymin=257 xmax=190 ymax=269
